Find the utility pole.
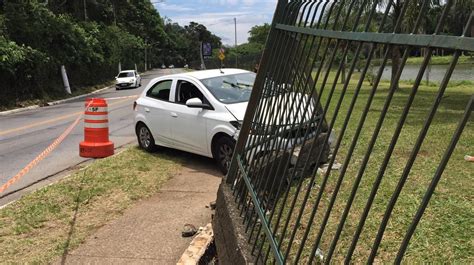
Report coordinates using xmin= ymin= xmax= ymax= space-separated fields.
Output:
xmin=83 ymin=0 xmax=88 ymax=21
xmin=111 ymin=0 xmax=117 ymax=26
xmin=144 ymin=40 xmax=147 ymax=72
xmin=234 ymin=17 xmax=238 ymax=68
xmin=200 ymin=41 xmax=206 ymax=70
xmin=234 ymin=18 xmax=237 ymax=47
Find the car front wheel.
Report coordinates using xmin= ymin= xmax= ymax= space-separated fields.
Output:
xmin=136 ymin=123 xmax=157 ymax=152
xmin=213 ymin=136 xmax=235 ymax=175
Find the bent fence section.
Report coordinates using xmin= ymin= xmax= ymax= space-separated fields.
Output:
xmin=225 ymin=0 xmax=473 ymax=263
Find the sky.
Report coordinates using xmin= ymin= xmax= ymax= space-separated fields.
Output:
xmin=152 ymin=0 xmax=278 ymax=46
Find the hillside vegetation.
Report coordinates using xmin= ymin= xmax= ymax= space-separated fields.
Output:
xmin=0 ymin=0 xmax=220 ymax=109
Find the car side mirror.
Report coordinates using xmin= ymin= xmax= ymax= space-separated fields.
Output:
xmin=185 ymin=98 xmax=213 ymax=110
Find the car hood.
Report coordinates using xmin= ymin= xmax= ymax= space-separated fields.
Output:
xmin=260 ymin=92 xmax=317 ymax=126
xmin=116 ymin=77 xmax=135 ymax=83
xmin=225 ymin=101 xmax=248 ymax=121
xmin=224 ymin=92 xmax=318 ymax=126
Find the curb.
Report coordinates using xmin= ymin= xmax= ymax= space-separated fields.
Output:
xmin=0 ymin=85 xmax=113 ymax=116
xmin=177 ymin=223 xmax=214 ymax=264
xmin=0 ymin=142 xmax=134 ymax=208
xmin=0 ymin=105 xmax=41 ymax=116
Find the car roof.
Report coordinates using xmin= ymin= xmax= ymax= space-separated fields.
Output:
xmin=119 ymin=70 xmax=135 ymax=73
xmin=163 ymin=68 xmax=251 ymax=80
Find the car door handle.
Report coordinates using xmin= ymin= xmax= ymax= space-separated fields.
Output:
xmin=170 ymin=112 xmax=178 ymax=118
xmin=144 ymin=107 xmax=150 ymax=113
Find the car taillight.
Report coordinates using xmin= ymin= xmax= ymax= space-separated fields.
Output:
xmin=133 ymin=101 xmax=137 ymax=111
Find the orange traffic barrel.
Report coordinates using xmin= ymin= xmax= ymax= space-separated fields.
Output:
xmin=79 ymin=98 xmax=114 ymax=158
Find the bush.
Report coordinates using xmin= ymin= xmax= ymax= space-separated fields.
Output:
xmin=0 ymin=37 xmax=51 ymax=106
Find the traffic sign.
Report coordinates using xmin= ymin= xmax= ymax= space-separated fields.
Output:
xmin=218 ymin=52 xmax=225 ymax=61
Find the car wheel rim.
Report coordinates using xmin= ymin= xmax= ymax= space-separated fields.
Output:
xmin=139 ymin=127 xmax=151 ymax=147
xmin=219 ymin=144 xmax=233 ymax=170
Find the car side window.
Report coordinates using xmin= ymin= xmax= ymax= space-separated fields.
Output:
xmin=176 ymin=80 xmax=207 ymax=104
xmin=147 ymin=80 xmax=172 ymax=101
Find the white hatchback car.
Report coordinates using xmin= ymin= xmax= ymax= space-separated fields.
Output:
xmin=115 ymin=70 xmax=141 ymax=90
xmin=134 ymin=69 xmax=323 ymax=174
xmin=134 ymin=69 xmax=253 ymax=173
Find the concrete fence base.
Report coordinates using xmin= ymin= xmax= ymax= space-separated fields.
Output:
xmin=213 ymin=180 xmax=258 ymax=265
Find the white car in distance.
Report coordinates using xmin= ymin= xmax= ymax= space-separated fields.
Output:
xmin=115 ymin=70 xmax=141 ymax=90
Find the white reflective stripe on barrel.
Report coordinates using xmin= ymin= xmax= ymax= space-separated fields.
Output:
xmin=84 ymin=114 xmax=108 ymax=121
xmin=86 ymin=106 xmax=108 ymax=113
xmin=84 ymin=122 xmax=109 ymax=129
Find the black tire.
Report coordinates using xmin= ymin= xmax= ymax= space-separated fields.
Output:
xmin=136 ymin=123 xmax=157 ymax=152
xmin=116 ymin=87 xmax=120 ymax=90
xmin=212 ymin=136 xmax=235 ymax=175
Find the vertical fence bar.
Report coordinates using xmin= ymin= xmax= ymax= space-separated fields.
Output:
xmin=222 ymin=0 xmax=474 ymax=263
xmin=395 ymin=95 xmax=473 ymax=263
xmin=255 ymin=1 xmax=349 ymax=260
xmin=367 ymin=1 xmax=456 ymax=262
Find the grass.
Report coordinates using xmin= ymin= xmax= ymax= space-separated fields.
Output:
xmin=0 ymin=147 xmax=181 ymax=264
xmin=267 ymin=72 xmax=473 ymax=263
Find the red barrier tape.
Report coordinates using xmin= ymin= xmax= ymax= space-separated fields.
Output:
xmin=0 ymin=95 xmax=138 ymax=194
xmin=0 ymin=101 xmax=93 ymax=194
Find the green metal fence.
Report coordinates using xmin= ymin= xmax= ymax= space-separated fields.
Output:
xmin=226 ymin=0 xmax=473 ymax=263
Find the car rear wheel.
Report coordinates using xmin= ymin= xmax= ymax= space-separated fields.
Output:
xmin=213 ymin=136 xmax=235 ymax=175
xmin=136 ymin=123 xmax=157 ymax=152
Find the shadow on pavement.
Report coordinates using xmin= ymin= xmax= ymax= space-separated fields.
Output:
xmin=156 ymin=146 xmax=223 ymax=178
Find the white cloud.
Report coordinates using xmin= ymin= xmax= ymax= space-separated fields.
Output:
xmin=172 ymin=12 xmax=269 ymax=45
xmin=158 ymin=0 xmax=277 ymax=45
xmin=156 ymin=3 xmax=193 ymax=12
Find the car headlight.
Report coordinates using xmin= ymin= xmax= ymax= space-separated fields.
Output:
xmin=229 ymin=121 xmax=281 ymax=135
xmin=131 ymin=78 xmax=136 ymax=82
xmin=230 ymin=120 xmax=243 ymax=130
xmin=250 ymin=122 xmax=279 ymax=135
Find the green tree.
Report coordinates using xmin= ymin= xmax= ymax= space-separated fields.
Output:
xmin=0 ymin=35 xmax=50 ymax=105
xmin=321 ymin=0 xmax=470 ymax=88
xmin=248 ymin=23 xmax=271 ymax=45
xmin=183 ymin=21 xmax=222 ymax=64
xmin=0 ymin=0 xmax=224 ymax=108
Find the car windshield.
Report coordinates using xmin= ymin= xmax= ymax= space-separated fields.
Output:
xmin=118 ymin=72 xmax=134 ymax=78
xmin=200 ymin=72 xmax=256 ymax=104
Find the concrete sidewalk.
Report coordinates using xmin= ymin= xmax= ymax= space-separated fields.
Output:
xmin=57 ymin=155 xmax=222 ymax=264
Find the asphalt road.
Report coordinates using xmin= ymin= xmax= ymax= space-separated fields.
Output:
xmin=0 ymin=68 xmax=182 ymax=203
